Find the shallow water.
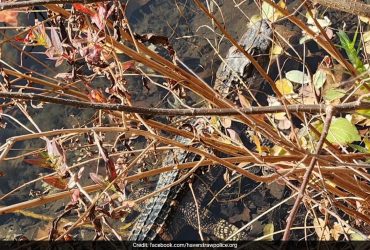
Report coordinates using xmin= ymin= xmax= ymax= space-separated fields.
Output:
xmin=0 ymin=0 xmax=328 ymax=240
xmin=0 ymin=0 xmax=263 ymax=239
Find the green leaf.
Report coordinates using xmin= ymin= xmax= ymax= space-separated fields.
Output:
xmin=285 ymin=70 xmax=309 ymax=84
xmin=313 ymin=69 xmax=327 ymax=90
xmin=349 ymin=144 xmax=369 ymax=153
xmin=326 ymin=118 xmax=361 ymax=145
xmin=337 ymin=30 xmax=366 ymax=73
xmin=324 ymin=88 xmax=345 ymax=102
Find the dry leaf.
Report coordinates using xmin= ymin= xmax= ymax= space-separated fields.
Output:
xmin=330 ymin=222 xmax=343 ymax=241
xmin=42 ymin=176 xmax=67 ymax=190
xmin=278 ymin=118 xmax=291 ymax=130
xmin=268 ymin=182 xmax=284 ymax=199
xmin=220 ymin=117 xmax=232 ymax=128
xmin=0 ymin=10 xmax=18 ymax=26
xmin=238 ymin=92 xmax=251 ymax=108
xmin=313 ymin=218 xmax=331 ymax=240
xmin=252 ymin=135 xmax=262 ymax=154
xmin=226 ymin=128 xmax=243 ymax=145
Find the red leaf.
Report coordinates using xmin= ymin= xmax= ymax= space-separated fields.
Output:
xmin=42 ymin=176 xmax=67 ymax=190
xmin=106 ymin=158 xmax=117 ymax=181
xmin=23 ymin=156 xmax=52 ymax=169
xmin=73 ymin=3 xmax=95 ymax=16
xmin=15 ymin=29 xmax=34 ymax=43
xmin=121 ymin=60 xmax=137 ymax=71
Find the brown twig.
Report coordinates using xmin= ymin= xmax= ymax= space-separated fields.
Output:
xmin=46 ymin=2 xmax=307 ymax=163
xmin=0 ymin=152 xmax=367 ymax=215
xmin=282 ymin=106 xmax=334 ymax=240
xmin=0 ymin=0 xmax=110 ymax=11
xmin=189 ymin=182 xmax=204 ymax=241
xmin=1 ymin=91 xmax=369 ymax=116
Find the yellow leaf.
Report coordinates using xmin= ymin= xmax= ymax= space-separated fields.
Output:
xmin=261 ymin=0 xmax=286 ymax=22
xmin=271 ymin=44 xmax=283 ymax=56
xmin=350 ymin=231 xmax=367 ymax=240
xmin=360 ymin=16 xmax=370 ymax=24
xmin=210 ymin=116 xmax=220 ymax=130
xmin=276 ymin=78 xmax=294 ymax=95
xmin=250 ymin=15 xmax=262 ymax=24
xmin=299 ymin=136 xmax=307 ymax=148
xmin=252 ymin=135 xmax=262 ymax=155
xmin=32 ymin=22 xmax=51 ymax=48
xmin=275 ymin=0 xmax=286 ymax=20
xmin=270 ymin=145 xmax=286 ymax=156
xmin=351 ymin=113 xmax=370 ymax=126
xmin=263 ymin=223 xmax=274 ymax=240
xmin=365 ymin=139 xmax=370 ymax=151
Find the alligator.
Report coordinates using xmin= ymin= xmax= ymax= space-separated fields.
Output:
xmin=127 ymin=19 xmax=273 ymax=241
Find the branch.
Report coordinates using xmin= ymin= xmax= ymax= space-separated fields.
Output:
xmin=0 ymin=92 xmax=369 ymax=116
xmin=0 ymin=0 xmax=110 ymax=11
xmin=282 ymin=106 xmax=334 ymax=241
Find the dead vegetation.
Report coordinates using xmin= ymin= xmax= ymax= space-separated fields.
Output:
xmin=0 ymin=0 xmax=369 ymax=242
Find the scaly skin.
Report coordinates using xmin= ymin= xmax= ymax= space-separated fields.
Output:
xmin=128 ymin=19 xmax=273 ymax=241
xmin=314 ymin=0 xmax=370 ymax=18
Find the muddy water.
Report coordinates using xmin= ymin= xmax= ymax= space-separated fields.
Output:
xmin=0 ymin=0 xmax=265 ymax=240
xmin=5 ymin=0 xmax=357 ymax=241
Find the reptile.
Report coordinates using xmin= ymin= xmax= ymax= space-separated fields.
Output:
xmin=313 ymin=0 xmax=370 ymax=18
xmin=127 ymin=19 xmax=273 ymax=241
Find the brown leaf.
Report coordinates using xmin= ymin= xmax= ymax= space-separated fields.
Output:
xmin=42 ymin=176 xmax=67 ymax=190
xmin=46 ymin=140 xmax=68 ymax=176
xmin=238 ymin=91 xmax=251 ymax=108
xmin=313 ymin=218 xmax=331 ymax=240
xmin=0 ymin=10 xmax=18 ymax=26
xmin=24 ymin=156 xmax=52 ymax=169
xmin=89 ymin=173 xmax=107 ymax=187
xmin=120 ymin=200 xmax=136 ymax=209
xmin=121 ymin=60 xmax=137 ymax=71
